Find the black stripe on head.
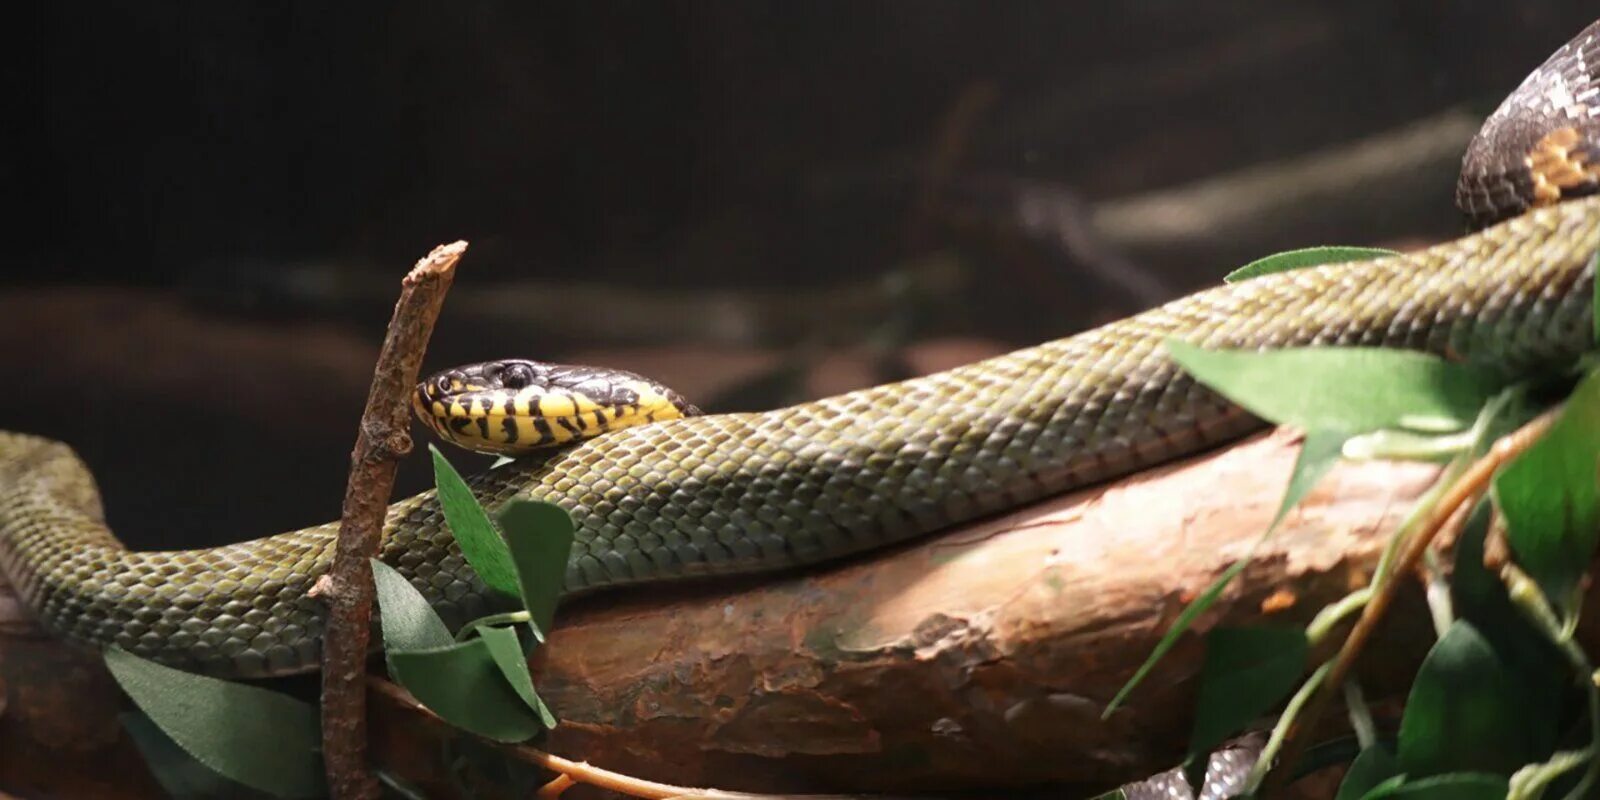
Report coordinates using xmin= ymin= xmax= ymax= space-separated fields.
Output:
xmin=533 ymin=417 xmax=554 ymax=442
xmin=449 ymin=416 xmax=474 ymax=434
xmin=501 ymin=416 xmax=519 ymax=444
xmin=475 ymin=417 xmax=490 ymax=439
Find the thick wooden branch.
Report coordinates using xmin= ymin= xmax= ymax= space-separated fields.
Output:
xmin=517 ymin=428 xmax=1445 ymax=795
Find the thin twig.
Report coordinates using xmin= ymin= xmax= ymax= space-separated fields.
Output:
xmin=1262 ymin=408 xmax=1558 ymax=793
xmin=320 ymin=242 xmax=465 ymax=800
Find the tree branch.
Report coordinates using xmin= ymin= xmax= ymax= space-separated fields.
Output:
xmin=319 ymin=241 xmax=464 ymax=800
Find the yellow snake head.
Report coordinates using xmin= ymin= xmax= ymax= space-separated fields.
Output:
xmin=413 ymin=359 xmax=701 ymax=456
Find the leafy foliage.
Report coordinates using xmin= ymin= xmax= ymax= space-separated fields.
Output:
xmin=111 ymin=450 xmax=577 ymax=796
xmin=1492 ymin=370 xmax=1600 ymax=615
xmin=1360 ymin=773 xmax=1509 ymax=799
xmin=1187 ymin=626 xmax=1309 ymax=760
xmin=1166 ymin=341 xmax=1503 ymax=434
xmin=372 ymin=484 xmax=575 ymax=740
xmin=105 ymin=647 xmax=324 ymax=798
xmin=1396 ymin=622 xmax=1537 ymax=778
xmin=121 ymin=712 xmax=278 ymax=800
xmin=1336 ymin=746 xmax=1401 ymax=800
xmin=430 ymin=443 xmax=521 ymax=597
xmin=499 ymin=499 xmax=576 ymax=641
xmin=387 ymin=638 xmax=549 ymax=742
xmin=1115 ymin=259 xmax=1600 ymax=796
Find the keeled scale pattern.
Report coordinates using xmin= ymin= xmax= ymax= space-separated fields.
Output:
xmin=1 ymin=197 xmax=1597 ymax=677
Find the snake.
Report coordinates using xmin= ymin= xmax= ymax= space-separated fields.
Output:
xmin=4 ymin=22 xmax=1600 ymax=690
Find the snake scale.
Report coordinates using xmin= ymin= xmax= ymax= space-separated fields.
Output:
xmin=4 ymin=21 xmax=1600 ymax=685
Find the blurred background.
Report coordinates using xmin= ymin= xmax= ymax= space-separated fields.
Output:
xmin=3 ymin=1 xmax=1595 ymax=551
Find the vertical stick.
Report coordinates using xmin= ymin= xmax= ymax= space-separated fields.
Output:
xmin=320 ymin=242 xmax=464 ymax=799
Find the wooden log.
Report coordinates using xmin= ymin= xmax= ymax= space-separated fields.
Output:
xmin=522 ymin=428 xmax=1443 ymax=793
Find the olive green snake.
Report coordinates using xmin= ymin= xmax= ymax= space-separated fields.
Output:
xmin=5 ymin=22 xmax=1600 ymax=681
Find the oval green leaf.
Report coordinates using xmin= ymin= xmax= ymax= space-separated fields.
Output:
xmin=121 ymin=712 xmax=276 ymax=800
xmin=1361 ymin=772 xmax=1508 ymax=799
xmin=1225 ymin=246 xmax=1398 ymax=283
xmin=479 ymin=624 xmax=557 ymax=728
xmin=1397 ymin=621 xmax=1534 ymax=779
xmin=1337 ymin=746 xmax=1401 ymax=800
xmin=499 ymin=500 xmax=576 ymax=641
xmin=1166 ymin=341 xmax=1501 ymax=434
xmin=104 ymin=647 xmax=324 ymax=798
xmin=387 ymin=638 xmax=546 ymax=742
xmin=430 ymin=444 xmax=520 ymax=597
xmin=1187 ymin=626 xmax=1309 ymax=758
xmin=372 ymin=558 xmax=453 ymax=653
xmin=1273 ymin=428 xmax=1347 ymax=528
xmin=1491 ymin=368 xmax=1600 ymax=615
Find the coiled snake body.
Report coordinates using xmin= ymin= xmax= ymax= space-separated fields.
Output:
xmin=4 ymin=21 xmax=1600 ymax=680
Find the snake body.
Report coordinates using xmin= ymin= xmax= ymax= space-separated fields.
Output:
xmin=5 ymin=22 xmax=1600 ymax=679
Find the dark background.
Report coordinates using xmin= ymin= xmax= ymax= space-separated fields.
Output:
xmin=3 ymin=2 xmax=1595 ymax=549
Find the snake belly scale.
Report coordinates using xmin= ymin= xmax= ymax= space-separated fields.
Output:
xmin=1 ymin=197 xmax=1596 ymax=677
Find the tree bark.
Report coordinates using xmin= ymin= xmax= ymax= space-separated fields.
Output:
xmin=504 ymin=427 xmax=1444 ymax=795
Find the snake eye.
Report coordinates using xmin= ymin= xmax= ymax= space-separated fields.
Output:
xmin=502 ymin=363 xmax=534 ymax=390
xmin=434 ymin=375 xmax=453 ymax=395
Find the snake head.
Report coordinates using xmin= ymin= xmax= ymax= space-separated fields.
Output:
xmin=413 ymin=359 xmax=701 ymax=456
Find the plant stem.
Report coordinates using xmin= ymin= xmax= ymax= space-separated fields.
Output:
xmin=1261 ymin=408 xmax=1558 ymax=794
xmin=455 ymin=610 xmax=532 ymax=642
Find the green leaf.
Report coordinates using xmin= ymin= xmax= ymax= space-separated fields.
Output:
xmin=1187 ymin=626 xmax=1309 ymax=757
xmin=372 ymin=558 xmax=452 ymax=653
xmin=1591 ymin=251 xmax=1599 ymax=346
xmin=1337 ymin=746 xmax=1402 ymax=800
xmin=1110 ymin=430 xmax=1341 ymax=716
xmin=1272 ymin=429 xmax=1347 ymax=528
xmin=1167 ymin=341 xmax=1502 ymax=434
xmin=479 ymin=624 xmax=557 ymax=728
xmin=1105 ymin=558 xmax=1249 ymax=717
xmin=104 ymin=648 xmax=324 ymax=798
xmin=1225 ymin=246 xmax=1399 ymax=283
xmin=387 ymin=638 xmax=547 ymax=742
xmin=121 ymin=713 xmax=276 ymax=800
xmin=1397 ymin=621 xmax=1534 ymax=779
xmin=1361 ymin=772 xmax=1508 ymax=799
xmin=1451 ymin=498 xmax=1568 ymax=761
xmin=1450 ymin=500 xmax=1502 ymax=623
xmin=430 ymin=444 xmax=520 ymax=597
xmin=1491 ymin=369 xmax=1600 ymax=614
xmin=499 ymin=500 xmax=577 ymax=640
